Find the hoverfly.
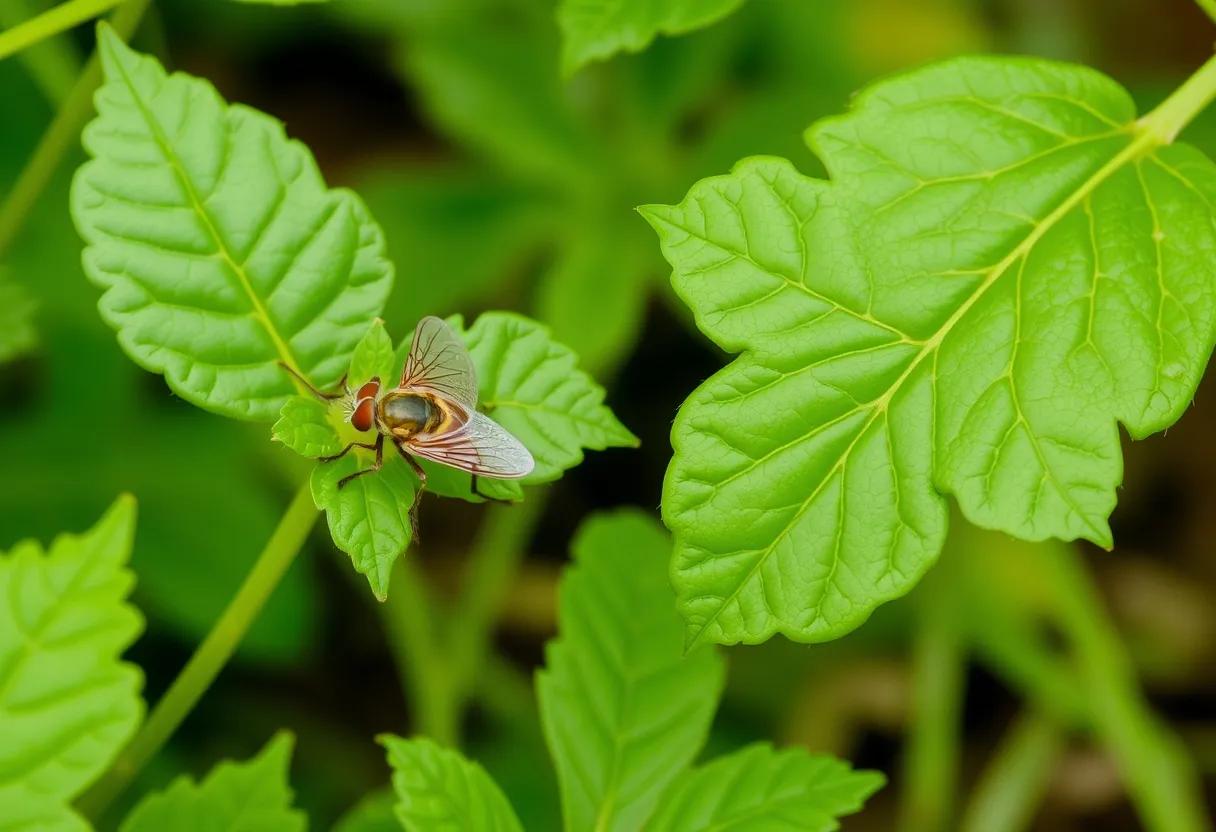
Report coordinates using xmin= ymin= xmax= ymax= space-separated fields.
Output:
xmin=283 ymin=317 xmax=534 ymax=515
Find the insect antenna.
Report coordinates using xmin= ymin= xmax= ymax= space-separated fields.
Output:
xmin=277 ymin=361 xmax=343 ymax=401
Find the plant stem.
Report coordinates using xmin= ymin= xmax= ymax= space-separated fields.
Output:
xmin=960 ymin=712 xmax=1064 ymax=832
xmin=1038 ymin=543 xmax=1211 ymax=832
xmin=899 ymin=576 xmax=965 ymax=832
xmin=379 ymin=556 xmax=458 ymax=747
xmin=0 ymin=0 xmax=148 ymax=260
xmin=447 ymin=494 xmax=547 ymax=708
xmin=0 ymin=0 xmax=121 ymax=62
xmin=0 ymin=0 xmax=80 ymax=105
xmin=1194 ymin=0 xmax=1216 ymax=25
xmin=75 ymin=482 xmax=319 ymax=823
xmin=1141 ymin=50 xmax=1216 ymax=143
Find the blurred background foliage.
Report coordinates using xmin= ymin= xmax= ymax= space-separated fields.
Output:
xmin=2 ymin=0 xmax=1216 ymax=828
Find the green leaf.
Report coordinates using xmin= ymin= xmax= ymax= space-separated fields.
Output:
xmin=273 ymin=396 xmax=344 ymax=459
xmin=119 ymin=732 xmax=305 ymax=831
xmin=647 ymin=743 xmax=884 ymax=832
xmin=380 ymin=734 xmax=523 ymax=832
xmin=460 ymin=312 xmax=639 ymax=481
xmin=0 ymin=277 xmax=37 ymax=364
xmin=558 ymin=0 xmax=746 ymax=74
xmin=312 ymin=452 xmax=418 ymax=602
xmin=644 ymin=56 xmax=1216 ymax=645
xmin=72 ymin=24 xmax=393 ymax=423
xmin=333 ymin=790 xmax=399 ymax=832
xmin=537 ymin=510 xmax=725 ymax=832
xmin=349 ymin=318 xmax=397 ymax=386
xmin=0 ymin=497 xmax=144 ymax=832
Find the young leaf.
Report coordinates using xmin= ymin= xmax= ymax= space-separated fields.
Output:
xmin=119 ymin=732 xmax=305 ymax=831
xmin=0 ymin=498 xmax=143 ymax=831
xmin=558 ymin=0 xmax=746 ymax=74
xmin=273 ymin=396 xmax=344 ymax=459
xmin=537 ymin=510 xmax=725 ymax=832
xmin=333 ymin=790 xmax=398 ymax=832
xmin=0 ymin=277 xmax=36 ymax=363
xmin=312 ymin=453 xmax=417 ymax=602
xmin=459 ymin=312 xmax=640 ymax=482
xmin=348 ymin=317 xmax=397 ymax=386
xmin=647 ymin=743 xmax=885 ymax=831
xmin=644 ymin=56 xmax=1216 ymax=645
xmin=72 ymin=24 xmax=393 ymax=422
xmin=380 ymin=735 xmax=523 ymax=832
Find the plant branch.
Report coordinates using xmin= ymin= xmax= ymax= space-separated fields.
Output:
xmin=960 ymin=712 xmax=1064 ymax=832
xmin=1038 ymin=543 xmax=1211 ymax=832
xmin=0 ymin=0 xmax=81 ymax=105
xmin=0 ymin=0 xmax=120 ymax=62
xmin=898 ymin=573 xmax=965 ymax=832
xmin=0 ymin=0 xmax=148 ymax=260
xmin=75 ymin=481 xmax=319 ymax=823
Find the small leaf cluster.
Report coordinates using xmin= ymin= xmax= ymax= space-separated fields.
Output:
xmin=377 ymin=511 xmax=883 ymax=830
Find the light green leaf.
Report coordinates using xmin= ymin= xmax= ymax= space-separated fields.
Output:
xmin=273 ymin=396 xmax=344 ymax=459
xmin=333 ymin=789 xmax=398 ymax=832
xmin=349 ymin=318 xmax=397 ymax=386
xmin=312 ymin=452 xmax=417 ymax=602
xmin=460 ymin=312 xmax=639 ymax=481
xmin=537 ymin=510 xmax=725 ymax=832
xmin=380 ymin=734 xmax=523 ymax=832
xmin=558 ymin=0 xmax=746 ymax=74
xmin=119 ymin=732 xmax=305 ymax=831
xmin=0 ymin=497 xmax=143 ymax=832
xmin=647 ymin=743 xmax=884 ymax=832
xmin=72 ymin=24 xmax=393 ymax=423
xmin=644 ymin=56 xmax=1216 ymax=645
xmin=0 ymin=277 xmax=37 ymax=364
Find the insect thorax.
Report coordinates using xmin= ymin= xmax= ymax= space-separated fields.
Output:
xmin=379 ymin=391 xmax=441 ymax=437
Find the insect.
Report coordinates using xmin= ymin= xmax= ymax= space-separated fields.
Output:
xmin=282 ymin=316 xmax=534 ymax=516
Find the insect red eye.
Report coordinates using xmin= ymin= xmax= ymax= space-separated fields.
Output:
xmin=351 ymin=398 xmax=375 ymax=432
xmin=356 ymin=378 xmax=380 ymax=400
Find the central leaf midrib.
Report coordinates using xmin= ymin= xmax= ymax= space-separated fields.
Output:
xmin=688 ymin=123 xmax=1160 ymax=645
xmin=107 ymin=48 xmax=307 ymax=378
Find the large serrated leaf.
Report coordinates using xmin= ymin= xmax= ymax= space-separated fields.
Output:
xmin=647 ymin=743 xmax=884 ymax=831
xmin=0 ymin=498 xmax=144 ymax=832
xmin=72 ymin=24 xmax=392 ymax=422
xmin=118 ymin=732 xmax=305 ymax=831
xmin=380 ymin=735 xmax=523 ymax=832
xmin=537 ymin=510 xmax=725 ymax=832
xmin=558 ymin=0 xmax=746 ymax=74
xmin=644 ymin=56 xmax=1216 ymax=645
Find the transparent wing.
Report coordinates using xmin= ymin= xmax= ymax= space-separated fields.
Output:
xmin=406 ymin=410 xmax=534 ymax=479
xmin=401 ymin=316 xmax=479 ymax=408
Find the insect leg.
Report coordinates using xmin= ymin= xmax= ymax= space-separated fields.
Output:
xmin=470 ymin=475 xmax=512 ymax=504
xmin=318 ymin=441 xmax=379 ymax=463
xmin=277 ymin=360 xmax=342 ymax=401
xmin=395 ymin=444 xmax=428 ymax=542
xmin=337 ymin=435 xmax=384 ymax=489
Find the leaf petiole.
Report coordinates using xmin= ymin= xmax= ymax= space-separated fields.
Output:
xmin=1140 ymin=50 xmax=1216 ymax=143
xmin=75 ymin=483 xmax=320 ymax=824
xmin=0 ymin=0 xmax=120 ymax=62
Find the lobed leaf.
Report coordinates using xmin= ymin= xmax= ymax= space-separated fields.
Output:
xmin=380 ymin=735 xmax=522 ymax=832
xmin=647 ymin=743 xmax=884 ymax=831
xmin=537 ymin=510 xmax=725 ymax=832
xmin=118 ymin=732 xmax=305 ymax=831
xmin=273 ymin=397 xmax=344 ymax=459
xmin=0 ymin=498 xmax=143 ymax=831
xmin=644 ymin=56 xmax=1216 ymax=645
xmin=558 ymin=0 xmax=746 ymax=74
xmin=72 ymin=25 xmax=392 ymax=422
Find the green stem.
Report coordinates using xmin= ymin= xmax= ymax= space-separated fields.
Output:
xmin=899 ymin=579 xmax=965 ymax=832
xmin=1194 ymin=0 xmax=1216 ymax=25
xmin=0 ymin=0 xmax=148 ymax=260
xmin=379 ymin=556 xmax=459 ymax=747
xmin=1140 ymin=50 xmax=1216 ymax=143
xmin=0 ymin=0 xmax=121 ymax=61
xmin=447 ymin=494 xmax=547 ymax=707
xmin=1038 ymin=543 xmax=1211 ymax=832
xmin=76 ymin=482 xmax=319 ymax=823
xmin=960 ymin=713 xmax=1064 ymax=832
xmin=0 ymin=0 xmax=80 ymax=105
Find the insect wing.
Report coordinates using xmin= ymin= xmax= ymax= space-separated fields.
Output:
xmin=406 ymin=409 xmax=534 ymax=479
xmin=401 ymin=316 xmax=479 ymax=408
